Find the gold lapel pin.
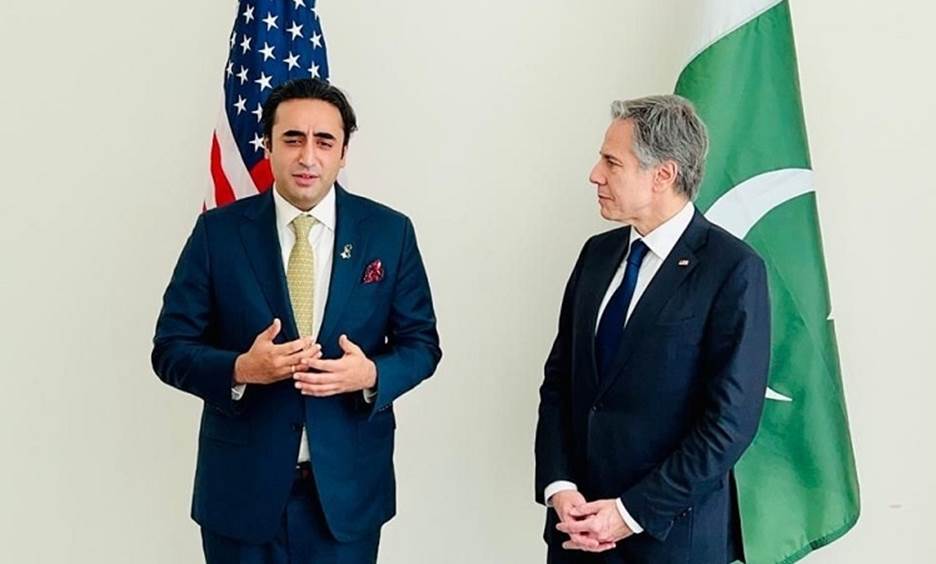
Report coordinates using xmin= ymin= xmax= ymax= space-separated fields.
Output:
xmin=678 ymin=259 xmax=690 ymax=267
xmin=340 ymin=244 xmax=353 ymax=260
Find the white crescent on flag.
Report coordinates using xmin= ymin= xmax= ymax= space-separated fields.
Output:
xmin=705 ymin=168 xmax=815 ymax=403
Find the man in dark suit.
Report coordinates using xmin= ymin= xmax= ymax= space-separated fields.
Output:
xmin=534 ymin=95 xmax=771 ymax=563
xmin=152 ymin=78 xmax=441 ymax=563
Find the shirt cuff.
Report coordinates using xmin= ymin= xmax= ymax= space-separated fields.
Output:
xmin=544 ymin=481 xmax=578 ymax=507
xmin=231 ymin=384 xmax=246 ymax=401
xmin=362 ymin=387 xmax=377 ymax=404
xmin=615 ymin=498 xmax=644 ymax=534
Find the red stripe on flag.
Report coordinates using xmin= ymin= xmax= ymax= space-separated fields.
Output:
xmin=210 ymin=133 xmax=236 ymax=207
xmin=250 ymin=158 xmax=274 ymax=193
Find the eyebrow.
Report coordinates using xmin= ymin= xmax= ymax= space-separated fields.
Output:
xmin=281 ymin=130 xmax=337 ymax=141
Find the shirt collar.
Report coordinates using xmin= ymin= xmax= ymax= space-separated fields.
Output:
xmin=272 ymin=185 xmax=336 ymax=233
xmin=628 ymin=200 xmax=695 ymax=261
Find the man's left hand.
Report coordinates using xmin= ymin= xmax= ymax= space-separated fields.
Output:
xmin=556 ymin=499 xmax=633 ymax=551
xmin=293 ymin=334 xmax=377 ymax=397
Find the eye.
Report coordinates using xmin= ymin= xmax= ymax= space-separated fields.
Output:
xmin=317 ymin=140 xmax=333 ymax=149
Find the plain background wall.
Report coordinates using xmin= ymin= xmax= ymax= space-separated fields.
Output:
xmin=0 ymin=0 xmax=933 ymax=562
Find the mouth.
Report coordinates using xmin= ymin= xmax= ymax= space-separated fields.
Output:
xmin=292 ymin=172 xmax=320 ymax=187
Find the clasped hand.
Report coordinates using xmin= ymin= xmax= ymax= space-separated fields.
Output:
xmin=551 ymin=491 xmax=634 ymax=553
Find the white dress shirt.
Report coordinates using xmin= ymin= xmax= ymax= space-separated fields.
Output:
xmin=544 ymin=200 xmax=696 ymax=535
xmin=232 ymin=185 xmax=336 ymax=464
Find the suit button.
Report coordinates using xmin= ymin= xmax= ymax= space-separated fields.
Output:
xmin=291 ymin=423 xmax=303 ymax=433
xmin=591 ymin=405 xmax=599 ymax=413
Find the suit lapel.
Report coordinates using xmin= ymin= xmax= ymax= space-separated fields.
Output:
xmin=578 ymin=227 xmax=632 ymax=386
xmin=318 ymin=185 xmax=369 ymax=347
xmin=239 ymin=190 xmax=299 ymax=341
xmin=596 ymin=210 xmax=710 ymax=398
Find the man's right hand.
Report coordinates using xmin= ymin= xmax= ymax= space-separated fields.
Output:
xmin=550 ymin=490 xmax=616 ymax=552
xmin=552 ymin=489 xmax=587 ymax=526
xmin=233 ymin=319 xmax=321 ymax=385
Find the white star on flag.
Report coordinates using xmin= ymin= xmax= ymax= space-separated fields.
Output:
xmin=259 ymin=42 xmax=276 ymax=61
xmin=309 ymin=62 xmax=320 ymax=78
xmin=240 ymin=35 xmax=252 ymax=54
xmin=262 ymin=12 xmax=278 ymax=30
xmin=287 ymin=21 xmax=304 ymax=40
xmin=310 ymin=31 xmax=322 ymax=49
xmin=237 ymin=66 xmax=249 ymax=84
xmin=255 ymin=72 xmax=273 ymax=91
xmin=249 ymin=132 xmax=265 ymax=152
xmin=234 ymin=95 xmax=247 ymax=115
xmin=284 ymin=52 xmax=301 ymax=71
xmin=243 ymin=5 xmax=254 ymax=23
xmin=252 ymin=103 xmax=263 ymax=123
xmin=293 ymin=0 xmax=306 ymax=8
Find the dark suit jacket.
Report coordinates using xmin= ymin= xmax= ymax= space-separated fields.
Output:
xmin=535 ymin=209 xmax=770 ymax=563
xmin=152 ymin=186 xmax=441 ymax=543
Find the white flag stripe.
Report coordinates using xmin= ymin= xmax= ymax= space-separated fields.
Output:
xmin=683 ymin=0 xmax=783 ymax=68
xmin=203 ymin=169 xmax=217 ymax=210
xmin=216 ymin=110 xmax=261 ymax=201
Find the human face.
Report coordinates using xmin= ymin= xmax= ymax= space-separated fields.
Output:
xmin=588 ymin=118 xmax=657 ymax=227
xmin=265 ymin=98 xmax=346 ymax=211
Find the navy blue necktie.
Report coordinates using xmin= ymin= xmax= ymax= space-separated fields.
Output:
xmin=595 ymin=239 xmax=649 ymax=378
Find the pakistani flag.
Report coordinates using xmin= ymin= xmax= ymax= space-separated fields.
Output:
xmin=675 ymin=0 xmax=860 ymax=561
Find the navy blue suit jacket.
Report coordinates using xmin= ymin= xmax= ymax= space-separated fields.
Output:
xmin=152 ymin=186 xmax=441 ymax=543
xmin=535 ymin=210 xmax=770 ymax=563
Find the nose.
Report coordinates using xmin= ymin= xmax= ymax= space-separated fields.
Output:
xmin=589 ymin=162 xmax=604 ymax=186
xmin=298 ymin=142 xmax=317 ymax=168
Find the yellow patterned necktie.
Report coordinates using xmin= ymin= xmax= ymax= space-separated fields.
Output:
xmin=287 ymin=214 xmax=316 ymax=338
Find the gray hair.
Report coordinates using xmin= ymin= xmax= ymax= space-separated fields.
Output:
xmin=610 ymin=95 xmax=709 ymax=200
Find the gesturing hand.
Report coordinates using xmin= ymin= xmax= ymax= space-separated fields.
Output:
xmin=293 ymin=334 xmax=377 ymax=397
xmin=233 ymin=319 xmax=321 ymax=385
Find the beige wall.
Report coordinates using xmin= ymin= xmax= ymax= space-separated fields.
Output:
xmin=0 ymin=0 xmax=932 ymax=561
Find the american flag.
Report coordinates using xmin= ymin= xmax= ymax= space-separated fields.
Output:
xmin=208 ymin=0 xmax=331 ymax=209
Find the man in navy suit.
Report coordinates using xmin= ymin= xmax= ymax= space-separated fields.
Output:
xmin=152 ymin=78 xmax=441 ymax=563
xmin=534 ymin=95 xmax=771 ymax=563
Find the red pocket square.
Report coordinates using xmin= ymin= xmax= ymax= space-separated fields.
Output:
xmin=362 ymin=259 xmax=384 ymax=284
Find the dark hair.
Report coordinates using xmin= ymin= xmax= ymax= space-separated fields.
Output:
xmin=261 ymin=78 xmax=358 ymax=148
